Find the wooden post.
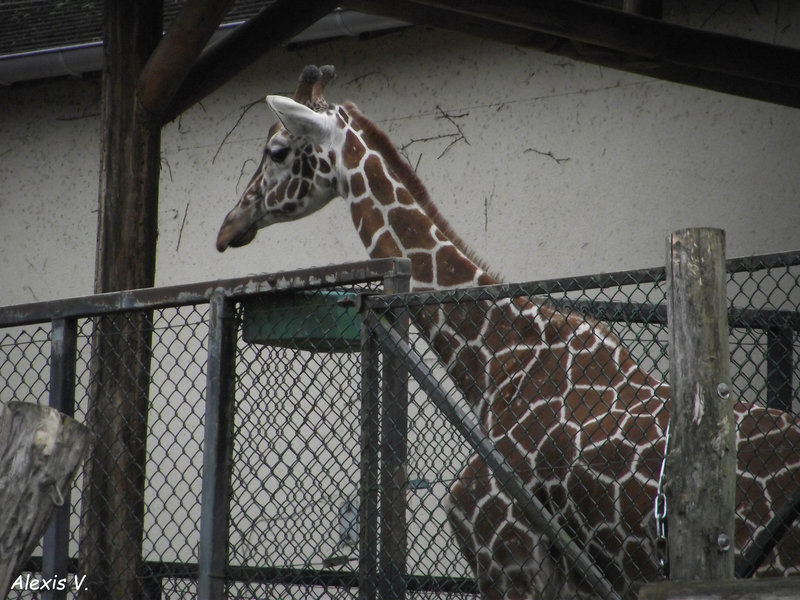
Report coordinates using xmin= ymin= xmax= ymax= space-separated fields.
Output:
xmin=94 ymin=0 xmax=163 ymax=295
xmin=0 ymin=402 xmax=90 ymax=596
xmin=665 ymin=228 xmax=735 ymax=580
xmin=83 ymin=3 xmax=162 ymax=600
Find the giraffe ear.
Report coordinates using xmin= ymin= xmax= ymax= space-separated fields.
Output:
xmin=266 ymin=95 xmax=331 ymax=144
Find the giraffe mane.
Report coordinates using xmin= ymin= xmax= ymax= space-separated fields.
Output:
xmin=342 ymin=101 xmax=503 ymax=284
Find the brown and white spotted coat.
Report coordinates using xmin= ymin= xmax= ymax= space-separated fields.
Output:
xmin=217 ymin=66 xmax=800 ymax=599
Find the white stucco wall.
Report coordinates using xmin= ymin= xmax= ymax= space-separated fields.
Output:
xmin=1 ymin=24 xmax=799 ymax=306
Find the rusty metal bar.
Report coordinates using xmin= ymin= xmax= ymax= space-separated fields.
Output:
xmin=359 ymin=310 xmax=380 ymax=600
xmin=198 ymin=292 xmax=237 ymax=600
xmin=378 ymin=269 xmax=410 ymax=600
xmin=0 ymin=258 xmax=409 ymax=327
xmin=367 ymin=249 xmax=800 ymax=312
xmin=767 ymin=325 xmax=795 ymax=412
xmin=41 ymin=317 xmax=78 ymax=600
xmin=368 ymin=267 xmax=666 ymax=310
xmin=366 ymin=311 xmax=622 ymax=600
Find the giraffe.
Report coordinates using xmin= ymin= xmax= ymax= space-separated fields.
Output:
xmin=216 ymin=65 xmax=800 ymax=599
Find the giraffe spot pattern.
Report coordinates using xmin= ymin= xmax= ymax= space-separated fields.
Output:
xmin=349 ymin=197 xmax=385 ymax=249
xmin=388 ymin=206 xmax=438 ymax=250
xmin=233 ymin=96 xmax=800 ymax=598
xmin=408 ymin=251 xmax=433 ymax=284
xmin=350 ymin=172 xmax=366 ymax=197
xmin=343 ymin=129 xmax=366 ymax=170
xmin=439 ymin=291 xmax=800 ymax=597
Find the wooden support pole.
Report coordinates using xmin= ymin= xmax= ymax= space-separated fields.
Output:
xmin=82 ymin=311 xmax=154 ymax=600
xmin=0 ymin=402 xmax=90 ymax=596
xmin=665 ymin=228 xmax=735 ymax=580
xmin=94 ymin=0 xmax=162 ymax=295
xmin=84 ymin=3 xmax=162 ymax=599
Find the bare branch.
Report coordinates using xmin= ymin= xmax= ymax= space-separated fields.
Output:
xmin=213 ymin=98 xmax=264 ymax=164
xmin=524 ymin=147 xmax=570 ymax=164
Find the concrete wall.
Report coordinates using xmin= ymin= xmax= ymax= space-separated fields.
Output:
xmin=1 ymin=25 xmax=799 ymax=306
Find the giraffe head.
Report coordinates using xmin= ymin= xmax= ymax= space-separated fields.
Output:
xmin=216 ymin=65 xmax=342 ymax=252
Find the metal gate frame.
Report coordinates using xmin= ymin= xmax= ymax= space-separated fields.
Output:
xmin=2 ymin=246 xmax=799 ymax=599
xmin=356 ymin=240 xmax=800 ymax=600
xmin=0 ymin=258 xmax=410 ymax=600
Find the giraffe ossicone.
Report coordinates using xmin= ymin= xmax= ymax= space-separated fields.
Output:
xmin=267 ymin=95 xmax=334 ymax=145
xmin=217 ymin=65 xmax=800 ymax=599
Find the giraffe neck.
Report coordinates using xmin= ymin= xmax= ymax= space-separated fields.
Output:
xmin=332 ymin=103 xmax=521 ymax=413
xmin=335 ymin=103 xmax=499 ymax=292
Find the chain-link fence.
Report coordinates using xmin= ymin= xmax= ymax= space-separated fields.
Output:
xmin=0 ymin=249 xmax=798 ymax=600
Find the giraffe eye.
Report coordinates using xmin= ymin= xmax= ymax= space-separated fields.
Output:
xmin=270 ymin=146 xmax=290 ymax=164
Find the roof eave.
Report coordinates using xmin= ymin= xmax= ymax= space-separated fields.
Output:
xmin=0 ymin=11 xmax=408 ymax=86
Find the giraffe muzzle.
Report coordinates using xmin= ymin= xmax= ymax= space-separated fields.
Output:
xmin=216 ymin=210 xmax=258 ymax=252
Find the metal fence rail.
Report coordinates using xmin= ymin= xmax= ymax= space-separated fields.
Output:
xmin=1 ymin=250 xmax=798 ymax=600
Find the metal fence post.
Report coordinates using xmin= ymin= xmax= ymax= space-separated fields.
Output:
xmin=42 ymin=317 xmax=78 ymax=600
xmin=359 ymin=311 xmax=380 ymax=600
xmin=379 ymin=269 xmax=410 ymax=600
xmin=199 ymin=292 xmax=237 ymax=600
xmin=368 ymin=317 xmax=622 ymax=600
xmin=665 ymin=228 xmax=735 ymax=580
xmin=766 ymin=325 xmax=794 ymax=412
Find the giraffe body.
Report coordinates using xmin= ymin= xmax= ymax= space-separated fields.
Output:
xmin=217 ymin=66 xmax=800 ymax=599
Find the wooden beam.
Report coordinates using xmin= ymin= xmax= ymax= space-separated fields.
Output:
xmin=162 ymin=0 xmax=339 ymax=123
xmin=344 ymin=0 xmax=560 ymax=51
xmin=345 ymin=0 xmax=800 ymax=108
xmin=138 ymin=0 xmax=235 ymax=115
xmin=410 ymin=0 xmax=800 ymax=84
xmin=623 ymin=0 xmax=662 ymax=18
xmin=639 ymin=576 xmax=799 ymax=600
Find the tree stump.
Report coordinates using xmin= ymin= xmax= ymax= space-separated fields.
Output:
xmin=0 ymin=402 xmax=90 ymax=597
